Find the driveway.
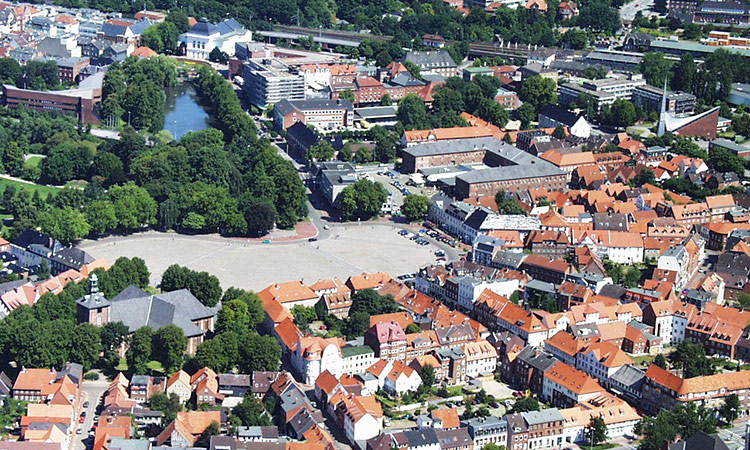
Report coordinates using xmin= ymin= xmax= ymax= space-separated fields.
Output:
xmin=73 ymin=375 xmax=110 ymax=450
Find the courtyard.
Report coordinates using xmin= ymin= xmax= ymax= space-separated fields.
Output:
xmin=78 ymin=224 xmax=445 ymax=292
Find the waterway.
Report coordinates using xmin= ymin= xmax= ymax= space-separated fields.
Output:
xmin=163 ymin=83 xmax=211 ymax=140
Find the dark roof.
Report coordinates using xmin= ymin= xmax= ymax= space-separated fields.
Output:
xmin=51 ymin=247 xmax=95 ymax=270
xmin=58 ymin=362 xmax=83 ymax=386
xmin=0 ymin=371 xmax=12 ymax=396
xmin=599 ymin=284 xmax=626 ymax=301
xmin=219 ymin=373 xmax=251 ymax=387
xmin=286 ymin=122 xmax=321 ymax=149
xmin=109 ymin=286 xmax=218 ymax=336
xmin=404 ymin=50 xmax=456 ymax=69
xmin=401 ymin=429 xmax=440 ymax=447
xmin=539 ymin=104 xmax=582 ymax=127
xmin=593 ymin=212 xmax=629 ymax=231
xmin=669 ymin=432 xmax=730 ymax=450
xmin=436 ymin=428 xmax=473 ymax=449
xmin=13 ymin=229 xmax=58 ymax=253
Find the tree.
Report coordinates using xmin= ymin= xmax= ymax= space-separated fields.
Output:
xmin=397 ymin=95 xmax=429 ymax=130
xmin=245 ymin=203 xmax=275 ymax=237
xmin=405 ymin=323 xmax=422 ymax=334
xmin=631 ymin=168 xmax=656 ymax=187
xmin=208 ymin=47 xmax=229 ymax=64
xmin=101 ymin=321 xmax=130 ymax=356
xmin=152 ymin=324 xmax=187 ymax=373
xmin=671 ymin=138 xmax=707 ymax=159
xmin=708 ymin=146 xmax=745 ymax=175
xmin=669 ymin=341 xmax=714 ymax=378
xmin=37 ymin=207 xmax=91 ymax=244
xmin=682 ymin=23 xmax=703 ymax=40
xmin=149 ymin=391 xmax=182 ymax=424
xmin=517 ymin=103 xmax=536 ymax=129
xmin=127 ymin=326 xmax=153 ymax=375
xmin=375 ymin=50 xmax=392 ymax=67
xmin=201 ymin=421 xmax=220 ymax=444
xmin=653 ymin=353 xmax=667 ymax=369
xmin=553 ymin=126 xmax=566 ymax=139
xmin=419 ymin=364 xmax=436 ymax=386
xmin=37 ymin=260 xmax=50 ymax=281
xmin=339 ymin=89 xmax=355 ymax=101
xmin=108 ymin=183 xmax=157 ymax=230
xmin=635 ymin=403 xmax=716 ymax=450
xmin=719 ymin=393 xmax=741 ymax=424
xmin=577 ymin=2 xmax=621 ymax=33
xmin=511 ymin=396 xmax=540 ymax=413
xmin=671 ymin=53 xmax=697 ymax=93
xmin=69 ymin=323 xmax=101 ymax=371
xmin=221 ymin=288 xmax=264 ymax=331
xmin=232 ymin=395 xmax=272 ymax=426
xmin=238 ymin=334 xmax=281 ymax=372
xmin=562 ymin=28 xmax=588 ymax=49
xmin=161 ymin=265 xmax=222 ymax=307
xmin=166 ymin=10 xmax=190 ymax=33
xmin=639 ymin=52 xmax=672 ymax=86
xmin=308 ymin=140 xmax=335 ymax=163
xmin=403 ymin=60 xmax=424 ymax=81
xmin=495 ymin=190 xmax=525 ymax=215
xmin=291 ymin=305 xmax=317 ymax=329
xmin=605 ymin=99 xmax=636 ymax=129
xmin=86 ymin=200 xmax=118 ymax=236
xmin=401 ymin=195 xmax=430 ymax=222
xmin=480 ymin=445 xmax=505 ymax=450
xmin=585 ymin=416 xmax=608 ymax=445
xmin=338 ymin=179 xmax=387 ymax=221
xmin=380 ymin=94 xmax=392 ymax=106
xmin=519 ymin=76 xmax=557 ymax=114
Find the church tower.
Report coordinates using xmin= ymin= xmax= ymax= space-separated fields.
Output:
xmin=76 ymin=274 xmax=111 ymax=327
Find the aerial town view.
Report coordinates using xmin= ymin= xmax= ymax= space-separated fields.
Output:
xmin=4 ymin=0 xmax=750 ymax=448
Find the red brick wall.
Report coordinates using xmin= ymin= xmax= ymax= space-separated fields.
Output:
xmin=674 ymin=108 xmax=719 ymax=140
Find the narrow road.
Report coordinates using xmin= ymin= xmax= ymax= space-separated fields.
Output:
xmin=73 ymin=375 xmax=109 ymax=450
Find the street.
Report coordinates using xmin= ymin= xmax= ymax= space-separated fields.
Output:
xmin=620 ymin=0 xmax=655 ymax=22
xmin=73 ymin=375 xmax=110 ymax=450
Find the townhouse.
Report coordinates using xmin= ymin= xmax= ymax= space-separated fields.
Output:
xmin=559 ymin=395 xmax=641 ymax=444
xmin=642 ymin=299 xmax=697 ymax=345
xmin=575 ymin=341 xmax=632 ymax=385
xmin=463 ymin=340 xmax=498 ymax=378
xmin=462 ymin=416 xmax=508 ymax=449
xmin=505 ymin=409 xmax=565 ymax=450
xmin=642 ymin=363 xmax=750 ymax=414
xmin=542 ymin=361 xmax=606 ymax=408
xmin=365 ymin=322 xmax=407 ymax=362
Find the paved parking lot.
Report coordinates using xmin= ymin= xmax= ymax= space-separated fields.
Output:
xmin=79 ymin=225 xmax=445 ymax=291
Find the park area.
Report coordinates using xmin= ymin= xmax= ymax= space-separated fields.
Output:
xmin=78 ymin=225 xmax=442 ymax=291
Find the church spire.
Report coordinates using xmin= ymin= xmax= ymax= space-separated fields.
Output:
xmin=657 ymin=76 xmax=668 ymax=137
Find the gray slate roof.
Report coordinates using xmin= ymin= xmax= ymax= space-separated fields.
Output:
xmin=404 ymin=50 xmax=456 ymax=70
xmin=109 ymin=286 xmax=218 ymax=337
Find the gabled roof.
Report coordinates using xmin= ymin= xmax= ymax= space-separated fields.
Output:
xmin=544 ymin=361 xmax=604 ymax=395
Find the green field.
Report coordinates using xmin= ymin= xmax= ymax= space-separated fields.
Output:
xmin=0 ymin=178 xmax=61 ymax=199
xmin=24 ymin=156 xmax=43 ymax=170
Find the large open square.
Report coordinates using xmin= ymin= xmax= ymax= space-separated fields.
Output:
xmin=78 ymin=225 xmax=444 ymax=291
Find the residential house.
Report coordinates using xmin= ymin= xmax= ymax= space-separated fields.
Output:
xmin=157 ymin=411 xmax=221 ymax=447
xmin=542 ymin=361 xmax=606 ymax=408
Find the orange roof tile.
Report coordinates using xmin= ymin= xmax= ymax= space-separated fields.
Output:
xmin=544 ymin=361 xmax=604 ymax=395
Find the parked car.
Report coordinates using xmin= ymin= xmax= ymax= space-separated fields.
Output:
xmin=83 ymin=401 xmax=90 ymax=408
xmin=490 ymin=401 xmax=500 ymax=408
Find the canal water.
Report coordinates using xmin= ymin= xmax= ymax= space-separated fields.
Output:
xmin=164 ymin=83 xmax=211 ymax=140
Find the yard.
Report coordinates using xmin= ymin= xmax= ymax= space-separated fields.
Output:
xmin=23 ymin=156 xmax=43 ymax=170
xmin=0 ymin=178 xmax=61 ymax=199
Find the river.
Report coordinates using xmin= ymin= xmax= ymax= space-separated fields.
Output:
xmin=164 ymin=83 xmax=211 ymax=140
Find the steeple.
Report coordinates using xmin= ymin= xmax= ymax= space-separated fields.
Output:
xmin=657 ymin=76 xmax=668 ymax=137
xmin=89 ymin=273 xmax=99 ymax=297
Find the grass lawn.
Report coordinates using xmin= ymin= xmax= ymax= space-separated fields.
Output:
xmin=634 ymin=355 xmax=654 ymax=366
xmin=0 ymin=178 xmax=60 ymax=199
xmin=590 ymin=444 xmax=617 ymax=450
xmin=0 ymin=214 xmax=10 ymax=236
xmin=24 ymin=156 xmax=43 ymax=170
xmin=146 ymin=360 xmax=164 ymax=373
